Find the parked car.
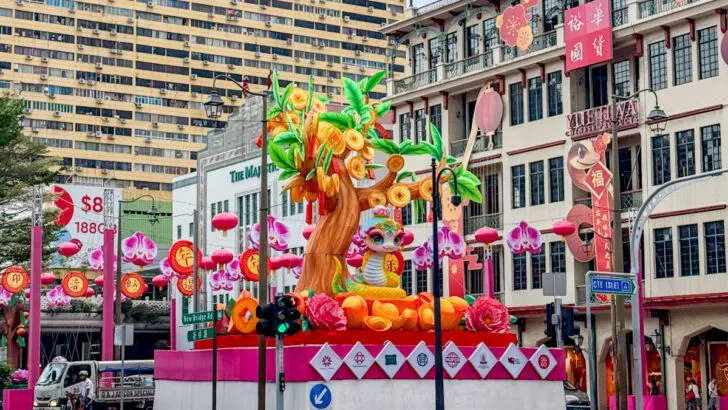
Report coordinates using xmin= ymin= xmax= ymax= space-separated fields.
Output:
xmin=564 ymin=380 xmax=590 ymax=407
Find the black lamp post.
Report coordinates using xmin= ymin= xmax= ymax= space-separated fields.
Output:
xmin=429 ymin=158 xmax=461 ymax=410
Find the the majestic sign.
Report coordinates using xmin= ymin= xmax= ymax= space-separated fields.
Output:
xmin=565 ymin=99 xmax=639 ymax=139
xmin=564 ymin=0 xmax=613 ymax=72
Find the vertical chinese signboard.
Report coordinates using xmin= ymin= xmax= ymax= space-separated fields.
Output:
xmin=564 ymin=0 xmax=613 ymax=73
xmin=442 ymin=186 xmax=465 ymax=298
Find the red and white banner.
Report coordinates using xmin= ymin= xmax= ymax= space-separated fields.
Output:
xmin=564 ymin=0 xmax=613 ymax=73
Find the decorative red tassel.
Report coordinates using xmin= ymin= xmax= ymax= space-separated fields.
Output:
xmin=318 ymin=192 xmax=326 ymax=215
xmin=427 ymin=203 xmax=434 ymax=222
xmin=255 ymin=132 xmax=263 ymax=148
xmin=394 ymin=208 xmax=403 ymax=225
xmin=308 ymin=136 xmax=316 ymax=159
xmin=305 ymin=201 xmax=313 ymax=224
xmin=331 ymin=159 xmax=340 ymax=175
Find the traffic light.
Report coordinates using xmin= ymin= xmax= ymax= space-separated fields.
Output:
xmin=256 ymin=302 xmax=278 ymax=337
xmin=561 ymin=306 xmax=580 ymax=340
xmin=274 ymin=295 xmax=301 ymax=336
xmin=544 ymin=302 xmax=555 ymax=339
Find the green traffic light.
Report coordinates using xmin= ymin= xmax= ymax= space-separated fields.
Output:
xmin=276 ymin=322 xmax=290 ymax=334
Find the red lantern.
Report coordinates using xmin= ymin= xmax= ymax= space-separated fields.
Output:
xmin=474 ymin=87 xmax=504 ymax=149
xmin=303 ymin=225 xmax=314 ymax=240
xmin=346 ymin=254 xmax=363 ymax=268
xmin=199 ymin=256 xmax=217 ymax=271
xmin=211 ymin=212 xmax=239 ymax=237
xmin=474 ymin=227 xmax=499 ymax=249
xmin=94 ymin=276 xmax=104 ymax=287
xmin=57 ymin=241 xmax=81 ymax=258
xmin=270 ymin=254 xmax=301 ymax=271
xmin=85 ymin=287 xmax=95 ymax=298
xmin=552 ymin=220 xmax=576 ymax=242
xmin=62 ymin=271 xmax=89 ymax=298
xmin=211 ymin=249 xmax=234 ymax=268
xmin=152 ymin=274 xmax=168 ymax=290
xmin=41 ymin=272 xmax=57 ymax=287
xmin=24 ymin=289 xmax=30 ymax=298
xmin=401 ymin=230 xmax=415 ymax=247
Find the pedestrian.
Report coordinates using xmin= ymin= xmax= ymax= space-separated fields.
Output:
xmin=78 ymin=370 xmax=95 ymax=410
xmin=650 ymin=378 xmax=661 ymax=395
xmin=708 ymin=377 xmax=719 ymax=410
xmin=687 ymin=379 xmax=701 ymax=410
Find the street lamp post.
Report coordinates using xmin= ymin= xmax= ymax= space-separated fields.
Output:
xmin=114 ymin=195 xmax=159 ymax=359
xmin=205 ymin=76 xmax=270 ymax=410
xmin=609 ymin=89 xmax=667 ymax=409
xmin=429 ymin=158 xmax=462 ymax=410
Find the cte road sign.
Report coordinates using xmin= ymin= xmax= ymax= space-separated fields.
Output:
xmin=182 ymin=310 xmax=222 ymax=325
xmin=590 ymin=276 xmax=635 ymax=296
xmin=309 ymin=383 xmax=332 ymax=409
xmin=187 ymin=327 xmax=215 ymax=342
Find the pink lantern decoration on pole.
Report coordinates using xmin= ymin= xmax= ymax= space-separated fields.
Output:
xmin=211 ymin=249 xmax=234 ymax=269
xmin=85 ymin=287 xmax=95 ymax=298
xmin=199 ymin=256 xmax=217 ymax=271
xmin=474 ymin=87 xmax=504 ymax=150
xmin=40 ymin=272 xmax=56 ymax=288
xmin=211 ymin=212 xmax=239 ymax=237
xmin=552 ymin=220 xmax=576 ymax=242
xmin=57 ymin=241 xmax=81 ymax=259
xmin=474 ymin=227 xmax=499 ymax=250
xmin=474 ymin=227 xmax=500 ymax=299
xmin=152 ymin=274 xmax=169 ymax=290
xmin=721 ymin=33 xmax=728 ymax=65
xmin=302 ymin=225 xmax=315 ymax=240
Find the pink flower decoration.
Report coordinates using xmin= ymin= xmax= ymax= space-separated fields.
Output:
xmin=47 ymin=285 xmax=71 ymax=307
xmin=506 ymin=221 xmax=543 ymax=254
xmin=412 ymin=243 xmax=434 ymax=270
xmin=346 ymin=243 xmax=361 ymax=259
xmin=305 ymin=293 xmax=347 ymax=331
xmin=499 ymin=4 xmax=529 ymax=47
xmin=0 ymin=289 xmax=12 ymax=306
xmin=10 ymin=369 xmax=28 ymax=383
xmin=438 ymin=226 xmax=465 ymax=259
xmin=465 ymin=296 xmax=511 ymax=333
xmin=87 ymin=248 xmax=117 ymax=272
xmin=292 ymin=255 xmax=303 ymax=279
xmin=225 ymin=258 xmax=243 ymax=281
xmin=250 ymin=216 xmax=290 ymax=251
xmin=208 ymin=270 xmax=225 ymax=292
xmin=159 ymin=258 xmax=175 ymax=280
xmin=121 ymin=232 xmax=158 ymax=267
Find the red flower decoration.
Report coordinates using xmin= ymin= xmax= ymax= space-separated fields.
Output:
xmin=498 ymin=4 xmax=529 ymax=47
xmin=465 ymin=296 xmax=511 ymax=333
xmin=305 ymin=293 xmax=347 ymax=331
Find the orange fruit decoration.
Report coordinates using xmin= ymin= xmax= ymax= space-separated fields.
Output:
xmin=386 ymin=154 xmax=405 ymax=172
xmin=446 ymin=296 xmax=469 ymax=313
xmin=386 ymin=183 xmax=411 ymax=208
xmin=16 ymin=326 xmax=26 ymax=337
xmin=418 ymin=299 xmax=464 ymax=331
xmin=372 ymin=301 xmax=406 ymax=330
xmin=311 ymin=98 xmax=327 ymax=113
xmin=361 ymin=146 xmax=375 ymax=161
xmin=288 ymin=292 xmax=306 ymax=316
xmin=305 ymin=190 xmax=318 ymax=202
xmin=401 ymin=308 xmax=418 ymax=331
xmin=342 ymin=295 xmax=368 ymax=330
xmin=231 ymin=296 xmax=259 ymax=334
xmin=291 ymin=185 xmax=304 ymax=202
xmin=418 ymin=304 xmax=435 ymax=331
xmin=419 ymin=179 xmax=433 ymax=202
xmin=344 ymin=129 xmax=365 ymax=151
xmin=367 ymin=191 xmax=386 ymax=208
xmin=288 ymin=87 xmax=308 ymax=110
xmin=316 ymin=121 xmax=339 ymax=145
xmin=363 ymin=316 xmax=392 ymax=332
xmin=316 ymin=167 xmax=326 ymax=191
xmin=347 ymin=157 xmax=367 ymax=180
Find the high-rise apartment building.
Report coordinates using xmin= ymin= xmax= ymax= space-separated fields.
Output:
xmin=0 ymin=0 xmax=404 ymax=201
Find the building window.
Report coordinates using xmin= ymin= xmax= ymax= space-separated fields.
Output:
xmin=467 ymin=247 xmax=485 ymax=295
xmin=428 ymin=38 xmax=441 ymax=70
xmin=412 ymin=43 xmax=425 ymax=75
xmin=483 ymin=18 xmax=498 ymax=51
xmin=549 ymin=157 xmax=564 ymax=203
xmin=705 ymin=221 xmax=726 ymax=274
xmin=513 ymin=253 xmax=527 ymax=290
xmin=654 ymin=227 xmax=673 ymax=279
xmin=430 ymin=104 xmax=442 ymax=133
xmin=698 ymin=26 xmax=719 ymax=80
xmin=613 ymin=60 xmax=630 ymax=97
xmin=210 ymin=202 xmax=216 ymax=232
xmin=401 ymin=202 xmax=412 ymax=226
xmin=465 ymin=25 xmax=480 ymax=58
xmin=648 ymin=41 xmax=667 ymax=91
xmin=414 ymin=109 xmax=426 ymax=144
xmin=282 ymin=191 xmax=289 ymax=217
xmin=398 ymin=113 xmax=411 ymax=143
xmin=415 ymin=268 xmax=428 ymax=293
xmin=189 ymin=222 xmax=194 ymax=237
xmin=444 ymin=32 xmax=457 ymax=63
xmin=652 ymin=135 xmax=671 ymax=185
xmin=511 ymin=165 xmax=526 ymax=209
xmin=401 ymin=260 xmax=413 ymax=295
xmin=591 ymin=65 xmax=608 ymax=107
xmin=547 ymin=71 xmax=562 ymax=116
xmin=527 ymin=77 xmax=543 ymax=122
xmin=531 ymin=245 xmax=545 ymax=289
xmin=618 ymin=147 xmax=635 ymax=191
xmin=701 ymin=124 xmax=721 ymax=172
xmin=672 ymin=34 xmax=692 ymax=85
xmin=675 ymin=130 xmax=695 ymax=178
xmin=509 ymin=83 xmax=524 ymax=126
xmin=679 ymin=224 xmax=699 ymax=277
xmin=550 ymin=241 xmax=566 ymax=273
xmin=177 ymin=225 xmax=182 ymax=239
xmin=529 ymin=161 xmax=544 ymax=206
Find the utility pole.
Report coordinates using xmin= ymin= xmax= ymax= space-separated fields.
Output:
xmin=192 ymin=209 xmax=200 ymax=313
xmin=257 ymin=91 xmax=270 ymax=410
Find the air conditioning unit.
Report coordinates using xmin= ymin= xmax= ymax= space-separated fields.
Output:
xmin=75 ymin=166 xmax=83 ymax=172
xmin=53 ymin=111 xmax=61 ymax=117
xmin=272 ymin=54 xmax=278 ymax=60
xmin=88 ymin=80 xmax=96 ymax=86
xmin=232 ymin=95 xmax=239 ymax=101
xmin=110 ymin=29 xmax=117 ymax=36
xmin=32 ymin=127 xmax=40 ymax=133
xmin=119 ymin=118 xmax=127 ymax=124
xmin=265 ymin=21 xmax=272 ymax=27
xmin=111 ymin=48 xmax=121 ymax=54
xmin=79 ymin=78 xmax=87 ymax=84
xmin=312 ymin=40 xmax=318 ymax=46
xmin=107 ymin=134 xmax=114 ymax=139
xmin=183 ymin=57 xmax=190 ymax=63
xmin=101 ymin=168 xmax=109 ymax=174
xmin=343 ymin=63 xmax=349 ymax=69
xmin=16 ymin=0 xmax=23 ymax=5
xmin=184 ymin=41 xmax=190 ymax=47
xmin=24 ymin=108 xmax=32 ymax=114
xmin=177 ymin=124 xmax=185 ymax=130
xmin=190 ymin=74 xmax=198 ymax=80
xmin=191 ymin=91 xmax=198 ymax=97
xmin=367 ymin=6 xmax=373 ymax=12
xmin=348 ymin=33 xmax=355 ymax=39
xmin=389 ymin=39 xmax=396 ymax=46
xmin=227 ymin=63 xmax=235 ymax=69
xmin=86 ymin=131 xmax=95 ymax=137
xmin=286 ymin=38 xmax=292 ymax=45
xmin=95 ymin=131 xmax=102 ymax=137
xmin=77 ymin=44 xmax=85 ymax=50
xmin=318 ymin=14 xmax=325 ymax=19
xmin=127 ymin=17 xmax=134 ymax=23
xmin=328 ymin=76 xmax=334 ymax=82
xmin=362 ymin=36 xmax=368 ymax=42
xmin=25 ymin=55 xmax=32 ymax=61
xmin=208 ymin=12 xmax=214 ymax=18
xmin=327 ymin=61 xmax=333 ymax=67
xmin=160 ymin=88 xmax=167 ymax=95
xmin=309 ymin=58 xmax=315 ymax=64
xmin=327 ymin=92 xmax=334 ymax=98
xmin=69 ymin=7 xmax=75 ymax=12
xmin=260 ymin=3 xmax=266 ymax=8
xmin=145 ymin=136 xmax=152 ymax=142
xmin=48 ymin=92 xmax=55 ymax=99
xmin=40 ymin=56 xmax=49 ymax=63
xmin=152 ymin=122 xmax=159 ymax=128
xmin=344 ymin=16 xmax=350 ymax=22
xmin=203 ymin=60 xmax=210 ymax=66
xmin=359 ymin=66 xmax=366 ymax=72
xmin=227 ymin=15 xmax=238 ymax=21
xmin=95 ymin=62 xmax=103 ymax=69
xmin=230 ymin=0 xmax=237 ymax=4
xmin=355 ymin=50 xmax=361 ymax=56
xmin=40 ymin=74 xmax=48 ymax=80
xmin=294 ymin=56 xmax=300 ymax=62
xmin=92 ymin=28 xmax=100 ymax=34
xmin=135 ymin=102 xmax=142 ymax=109
xmin=102 ymin=116 xmax=109 ymax=121
xmin=146 ymin=1 xmax=153 ymax=7
xmin=255 ymin=52 xmax=261 ymax=58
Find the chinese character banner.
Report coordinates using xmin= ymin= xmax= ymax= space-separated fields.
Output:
xmin=564 ymin=0 xmax=613 ymax=72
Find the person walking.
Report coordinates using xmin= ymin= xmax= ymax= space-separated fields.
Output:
xmin=78 ymin=370 xmax=95 ymax=410
xmin=687 ymin=379 xmax=701 ymax=410
xmin=708 ymin=377 xmax=720 ymax=410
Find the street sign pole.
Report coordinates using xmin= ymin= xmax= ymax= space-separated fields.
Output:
xmin=553 ymin=298 xmax=563 ymax=349
xmin=212 ymin=307 xmax=218 ymax=410
xmin=586 ymin=278 xmax=596 ymax=410
xmin=276 ymin=271 xmax=285 ymax=410
xmin=542 ymin=272 xmax=566 ymax=349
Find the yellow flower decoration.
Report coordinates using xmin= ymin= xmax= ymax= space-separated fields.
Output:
xmin=516 ymin=26 xmax=534 ymax=51
xmin=311 ymin=98 xmax=327 ymax=113
xmin=289 ymin=88 xmax=308 ymax=111
xmin=347 ymin=156 xmax=367 ymax=180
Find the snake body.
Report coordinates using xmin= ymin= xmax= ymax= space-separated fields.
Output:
xmin=332 ymin=257 xmax=406 ymax=300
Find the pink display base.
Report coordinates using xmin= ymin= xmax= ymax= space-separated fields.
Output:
xmin=156 ymin=345 xmax=565 ymax=382
xmin=608 ymin=395 xmax=667 ymax=410
xmin=3 ymin=389 xmax=33 ymax=410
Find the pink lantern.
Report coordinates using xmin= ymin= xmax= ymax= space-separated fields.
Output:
xmin=94 ymin=276 xmax=104 ymax=287
xmin=474 ymin=227 xmax=499 ymax=249
xmin=41 ymin=272 xmax=57 ymax=287
xmin=85 ymin=287 xmax=95 ymax=298
xmin=474 ymin=87 xmax=504 ymax=150
xmin=722 ymin=33 xmax=728 ymax=65
xmin=302 ymin=225 xmax=315 ymax=240
xmin=401 ymin=230 xmax=415 ymax=247
xmin=346 ymin=254 xmax=364 ymax=268
xmin=552 ymin=220 xmax=576 ymax=242
xmin=152 ymin=274 xmax=169 ymax=290
xmin=24 ymin=288 xmax=30 ymax=298
xmin=57 ymin=241 xmax=81 ymax=258
xmin=211 ymin=212 xmax=239 ymax=237
xmin=270 ymin=254 xmax=302 ymax=271
xmin=70 ymin=239 xmax=83 ymax=250
xmin=211 ymin=249 xmax=234 ymax=268
xmin=199 ymin=256 xmax=217 ymax=271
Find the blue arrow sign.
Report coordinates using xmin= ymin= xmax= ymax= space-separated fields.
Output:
xmin=310 ymin=383 xmax=332 ymax=409
xmin=590 ymin=276 xmax=635 ymax=296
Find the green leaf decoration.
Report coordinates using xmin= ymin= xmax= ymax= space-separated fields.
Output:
xmin=279 ymin=169 xmax=299 ymax=180
xmin=0 ymin=336 xmax=5 ymax=348
xmin=452 ymin=177 xmax=482 ymax=203
xmin=316 ymin=94 xmax=330 ymax=104
xmin=360 ymin=109 xmax=372 ymax=125
xmin=458 ymin=167 xmax=481 ymax=185
xmin=510 ymin=315 xmax=518 ymax=324
xmin=318 ymin=112 xmax=350 ymax=131
xmin=272 ymin=71 xmax=281 ymax=108
xmin=430 ymin=123 xmax=443 ymax=159
xmin=315 ymin=143 xmax=327 ymax=167
xmin=365 ymin=163 xmax=383 ymax=170
xmin=369 ymin=138 xmax=399 ymax=155
xmin=274 ymin=131 xmax=301 ymax=146
xmin=374 ymin=100 xmax=391 ymax=118
xmin=306 ymin=168 xmax=316 ymax=180
xmin=17 ymin=336 xmax=25 ymax=348
xmin=225 ymin=298 xmax=235 ymax=320
xmin=342 ymin=77 xmax=364 ymax=114
xmin=367 ymin=127 xmax=379 ymax=140
xmin=267 ymin=107 xmax=282 ymax=120
xmin=446 ymin=155 xmax=456 ymax=164
xmin=302 ymin=317 xmax=312 ymax=332
xmin=268 ymin=142 xmax=294 ymax=171
xmin=465 ymin=294 xmax=477 ymax=306
xmin=306 ymin=76 xmax=314 ymax=112
xmin=398 ymin=139 xmax=412 ymax=152
xmin=365 ymin=71 xmax=386 ymax=93
xmin=358 ymin=78 xmax=368 ymax=92
xmin=396 ymin=171 xmax=414 ymax=182
xmin=323 ymin=146 xmax=334 ymax=174
xmin=281 ymin=83 xmax=294 ymax=110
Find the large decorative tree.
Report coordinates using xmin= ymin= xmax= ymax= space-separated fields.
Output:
xmin=266 ymin=72 xmax=482 ymax=295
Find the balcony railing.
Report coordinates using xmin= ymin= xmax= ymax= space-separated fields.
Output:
xmin=444 ymin=52 xmax=493 ymax=80
xmin=638 ymin=0 xmax=697 ymax=19
xmin=573 ymin=196 xmax=592 ymax=208
xmin=394 ymin=69 xmax=437 ymax=94
xmin=621 ymin=189 xmax=643 ymax=210
xmin=464 ymin=212 xmax=503 ymax=236
xmin=450 ymin=132 xmax=502 ymax=157
xmin=503 ymin=31 xmax=557 ymax=61
xmin=414 ymin=0 xmax=461 ymax=15
xmin=612 ymin=7 xmax=628 ymax=26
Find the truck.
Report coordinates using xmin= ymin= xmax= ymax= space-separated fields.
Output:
xmin=33 ymin=359 xmax=154 ymax=410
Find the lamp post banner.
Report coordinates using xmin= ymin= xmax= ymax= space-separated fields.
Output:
xmin=441 ymin=185 xmax=465 ymax=298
